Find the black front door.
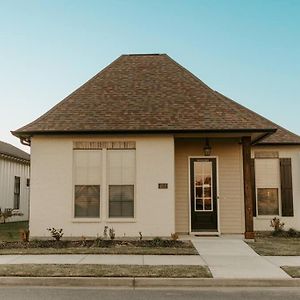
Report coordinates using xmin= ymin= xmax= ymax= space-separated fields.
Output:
xmin=190 ymin=157 xmax=218 ymax=232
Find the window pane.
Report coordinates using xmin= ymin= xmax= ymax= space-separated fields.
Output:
xmin=196 ymin=187 xmax=203 ymax=198
xmin=75 ymin=185 xmax=100 ymax=218
xmin=107 ymin=150 xmax=135 ymax=185
xmin=204 ymin=198 xmax=212 ymax=210
xmin=257 ymin=188 xmax=279 ymax=215
xmin=74 ymin=150 xmax=102 ymax=185
xmin=109 ymin=185 xmax=134 ymax=217
xmin=195 ymin=198 xmax=203 ymax=211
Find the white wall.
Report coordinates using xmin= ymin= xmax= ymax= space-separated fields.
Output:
xmin=0 ymin=157 xmax=30 ymax=222
xmin=30 ymin=135 xmax=175 ymax=238
xmin=252 ymin=146 xmax=300 ymax=231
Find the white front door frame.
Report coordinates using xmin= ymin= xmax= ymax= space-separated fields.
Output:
xmin=188 ymin=156 xmax=220 ymax=235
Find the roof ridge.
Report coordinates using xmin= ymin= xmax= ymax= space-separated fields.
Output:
xmin=123 ymin=53 xmax=165 ymax=56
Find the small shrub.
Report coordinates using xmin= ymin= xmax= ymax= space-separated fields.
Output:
xmin=139 ymin=231 xmax=143 ymax=241
xmin=171 ymin=233 xmax=179 ymax=241
xmin=109 ymin=228 xmax=115 ymax=240
xmin=81 ymin=236 xmax=87 ymax=246
xmin=270 ymin=217 xmax=285 ymax=233
xmin=47 ymin=227 xmax=64 ymax=241
xmin=20 ymin=229 xmax=30 ymax=242
xmin=93 ymin=237 xmax=103 ymax=247
xmin=103 ymin=226 xmax=108 ymax=239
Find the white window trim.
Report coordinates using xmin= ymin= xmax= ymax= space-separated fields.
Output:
xmin=72 ymin=146 xmax=136 ymax=223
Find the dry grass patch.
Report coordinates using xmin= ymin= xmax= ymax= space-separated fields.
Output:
xmin=247 ymin=237 xmax=300 ymax=256
xmin=281 ymin=267 xmax=300 ymax=278
xmin=0 ymin=222 xmax=28 ymax=241
xmin=0 ymin=264 xmax=212 ymax=278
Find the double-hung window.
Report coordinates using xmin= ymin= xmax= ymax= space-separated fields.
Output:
xmin=107 ymin=150 xmax=135 ymax=218
xmin=255 ymin=158 xmax=280 ymax=216
xmin=14 ymin=176 xmax=21 ymax=209
xmin=73 ymin=150 xmax=102 ymax=218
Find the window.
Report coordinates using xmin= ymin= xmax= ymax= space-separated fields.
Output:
xmin=14 ymin=176 xmax=20 ymax=209
xmin=255 ymin=159 xmax=281 ymax=216
xmin=257 ymin=188 xmax=279 ymax=215
xmin=194 ymin=161 xmax=213 ymax=211
xmin=75 ymin=185 xmax=100 ymax=217
xmin=73 ymin=150 xmax=102 ymax=218
xmin=109 ymin=185 xmax=134 ymax=217
xmin=107 ymin=150 xmax=135 ymax=218
xmin=26 ymin=178 xmax=30 ymax=187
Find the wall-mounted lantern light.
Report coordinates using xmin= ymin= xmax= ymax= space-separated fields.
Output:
xmin=203 ymin=138 xmax=212 ymax=156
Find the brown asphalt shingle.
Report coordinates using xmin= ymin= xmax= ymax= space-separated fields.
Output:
xmin=12 ymin=54 xmax=300 ymax=144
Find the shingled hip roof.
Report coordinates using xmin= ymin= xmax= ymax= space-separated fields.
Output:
xmin=0 ymin=141 xmax=30 ymax=161
xmin=12 ymin=54 xmax=300 ymax=145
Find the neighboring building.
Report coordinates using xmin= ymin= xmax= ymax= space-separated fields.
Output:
xmin=0 ymin=141 xmax=30 ymax=222
xmin=12 ymin=54 xmax=300 ymax=238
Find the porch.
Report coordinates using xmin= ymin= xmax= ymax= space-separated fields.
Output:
xmin=174 ymin=136 xmax=254 ymax=239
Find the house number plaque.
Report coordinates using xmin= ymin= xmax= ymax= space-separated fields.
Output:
xmin=158 ymin=183 xmax=168 ymax=189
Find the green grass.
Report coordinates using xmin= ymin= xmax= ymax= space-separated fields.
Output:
xmin=281 ymin=266 xmax=300 ymax=278
xmin=0 ymin=264 xmax=212 ymax=278
xmin=247 ymin=237 xmax=300 ymax=256
xmin=0 ymin=221 xmax=28 ymax=241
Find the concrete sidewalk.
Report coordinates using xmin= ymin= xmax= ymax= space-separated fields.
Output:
xmin=0 ymin=254 xmax=205 ymax=266
xmin=192 ymin=238 xmax=290 ymax=279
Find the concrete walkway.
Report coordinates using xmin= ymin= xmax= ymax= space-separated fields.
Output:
xmin=0 ymin=254 xmax=205 ymax=266
xmin=192 ymin=238 xmax=290 ymax=279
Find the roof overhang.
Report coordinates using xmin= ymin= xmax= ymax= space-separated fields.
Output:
xmin=12 ymin=128 xmax=277 ymax=145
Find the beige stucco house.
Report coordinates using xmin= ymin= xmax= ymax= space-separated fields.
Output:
xmin=12 ymin=54 xmax=300 ymax=238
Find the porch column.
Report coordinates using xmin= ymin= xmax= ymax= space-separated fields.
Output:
xmin=242 ymin=136 xmax=254 ymax=239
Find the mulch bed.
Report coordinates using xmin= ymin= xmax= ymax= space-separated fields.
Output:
xmin=0 ymin=239 xmax=193 ymax=250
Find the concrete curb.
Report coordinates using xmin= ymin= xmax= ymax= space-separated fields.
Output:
xmin=0 ymin=277 xmax=300 ymax=288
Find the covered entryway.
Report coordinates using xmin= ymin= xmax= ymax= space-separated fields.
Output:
xmin=189 ymin=157 xmax=218 ymax=232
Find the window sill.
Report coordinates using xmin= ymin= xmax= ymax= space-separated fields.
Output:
xmin=105 ymin=218 xmax=136 ymax=223
xmin=254 ymin=215 xmax=280 ymax=220
xmin=72 ymin=218 xmax=101 ymax=223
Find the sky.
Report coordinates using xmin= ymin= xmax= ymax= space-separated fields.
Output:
xmin=0 ymin=0 xmax=299 ymax=153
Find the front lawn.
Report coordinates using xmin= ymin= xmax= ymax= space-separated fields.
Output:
xmin=0 ymin=221 xmax=28 ymax=241
xmin=282 ymin=267 xmax=300 ymax=278
xmin=0 ymin=264 xmax=211 ymax=278
xmin=247 ymin=237 xmax=300 ymax=256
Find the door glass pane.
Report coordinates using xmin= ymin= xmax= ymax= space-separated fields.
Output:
xmin=194 ymin=160 xmax=213 ymax=212
xmin=196 ymin=187 xmax=203 ymax=198
xmin=204 ymin=198 xmax=212 ymax=210
xmin=204 ymin=187 xmax=211 ymax=197
xmin=196 ymin=198 xmax=204 ymax=210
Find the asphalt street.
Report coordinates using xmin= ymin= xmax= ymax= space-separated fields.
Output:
xmin=0 ymin=287 xmax=300 ymax=300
